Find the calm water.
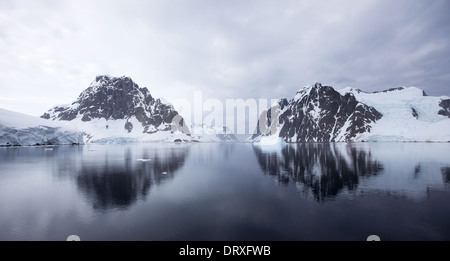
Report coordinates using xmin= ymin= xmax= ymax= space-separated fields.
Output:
xmin=0 ymin=143 xmax=449 ymax=241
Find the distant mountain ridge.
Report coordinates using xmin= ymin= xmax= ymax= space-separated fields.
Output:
xmin=7 ymin=75 xmax=448 ymax=144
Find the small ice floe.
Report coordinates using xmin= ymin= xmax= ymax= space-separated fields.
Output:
xmin=137 ymin=158 xmax=152 ymax=162
xmin=161 ymin=171 xmax=168 ymax=175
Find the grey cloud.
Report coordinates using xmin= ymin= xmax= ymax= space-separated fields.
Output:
xmin=0 ymin=0 xmax=449 ymax=116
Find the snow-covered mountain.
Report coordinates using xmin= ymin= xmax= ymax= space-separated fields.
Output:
xmin=0 ymin=108 xmax=83 ymax=146
xmin=251 ymin=82 xmax=383 ymax=142
xmin=251 ymin=83 xmax=450 ymax=142
xmin=41 ymin=75 xmax=191 ymax=143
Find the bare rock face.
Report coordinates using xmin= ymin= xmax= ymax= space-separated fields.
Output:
xmin=438 ymin=99 xmax=450 ymax=118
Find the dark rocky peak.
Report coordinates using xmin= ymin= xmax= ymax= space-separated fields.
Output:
xmin=294 ymin=82 xmax=349 ymax=109
xmin=253 ymin=82 xmax=383 ymax=142
xmin=81 ymin=75 xmax=154 ymax=105
xmin=43 ymin=75 xmax=160 ymax=122
xmin=294 ymin=82 xmax=337 ymax=104
xmin=41 ymin=75 xmax=189 ymax=136
xmin=296 ymin=82 xmax=326 ymax=93
xmin=279 ymin=98 xmax=289 ymax=110
xmin=94 ymin=74 xmax=133 ymax=86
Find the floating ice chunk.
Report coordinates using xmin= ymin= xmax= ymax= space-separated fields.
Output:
xmin=137 ymin=158 xmax=152 ymax=162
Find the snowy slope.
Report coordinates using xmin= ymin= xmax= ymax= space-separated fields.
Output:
xmin=53 ymin=116 xmax=191 ymax=144
xmin=338 ymin=87 xmax=450 ymax=142
xmin=0 ymin=108 xmax=83 ymax=146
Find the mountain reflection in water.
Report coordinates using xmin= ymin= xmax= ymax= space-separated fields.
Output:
xmin=1 ymin=143 xmax=450 ymax=240
xmin=253 ymin=143 xmax=450 ymax=201
xmin=73 ymin=144 xmax=190 ymax=211
xmin=253 ymin=143 xmax=383 ymax=201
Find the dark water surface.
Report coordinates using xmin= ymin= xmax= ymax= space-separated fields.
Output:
xmin=1 ymin=143 xmax=449 ymax=241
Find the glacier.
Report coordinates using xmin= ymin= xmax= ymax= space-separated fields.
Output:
xmin=0 ymin=108 xmax=83 ymax=146
xmin=338 ymin=86 xmax=450 ymax=142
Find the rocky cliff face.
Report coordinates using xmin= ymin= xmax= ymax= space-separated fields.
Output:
xmin=438 ymin=99 xmax=450 ymax=118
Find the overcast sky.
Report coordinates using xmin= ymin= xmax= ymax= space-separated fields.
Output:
xmin=1 ymin=0 xmax=449 ymax=116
